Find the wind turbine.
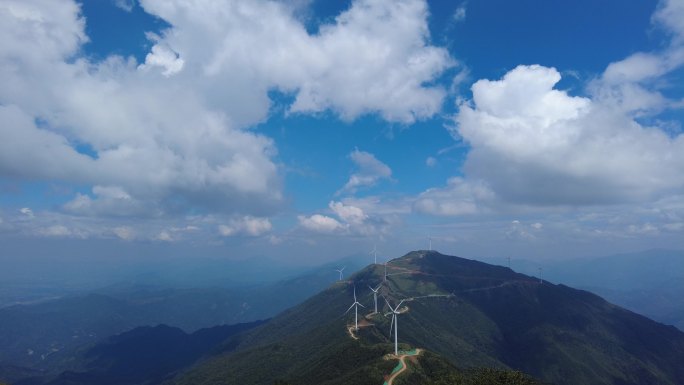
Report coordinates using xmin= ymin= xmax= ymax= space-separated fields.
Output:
xmin=345 ymin=286 xmax=365 ymax=331
xmin=335 ymin=266 xmax=345 ymax=281
xmin=369 ymin=284 xmax=381 ymax=313
xmin=370 ymin=244 xmax=378 ymax=264
xmin=538 ymin=267 xmax=543 ymax=284
xmin=385 ymin=297 xmax=405 ymax=356
xmin=428 ymin=235 xmax=432 ymax=251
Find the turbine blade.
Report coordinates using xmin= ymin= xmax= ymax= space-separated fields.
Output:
xmin=397 ymin=299 xmax=405 ymax=309
xmin=383 ymin=296 xmax=399 ymax=312
xmin=389 ymin=313 xmax=395 ymax=335
xmin=353 ymin=286 xmax=357 ymax=301
xmin=345 ymin=302 xmax=355 ymax=314
xmin=357 ymin=302 xmax=365 ymax=308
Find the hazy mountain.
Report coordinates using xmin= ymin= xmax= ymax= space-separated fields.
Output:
xmin=12 ymin=321 xmax=264 ymax=385
xmin=168 ymin=251 xmax=684 ymax=385
xmin=0 ymin=255 xmax=367 ymax=376
xmin=508 ymin=249 xmax=684 ymax=330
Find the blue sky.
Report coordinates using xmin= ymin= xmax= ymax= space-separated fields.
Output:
xmin=1 ymin=0 xmax=683 ymax=264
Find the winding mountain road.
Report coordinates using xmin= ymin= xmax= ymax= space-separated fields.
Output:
xmin=384 ymin=349 xmax=422 ymax=385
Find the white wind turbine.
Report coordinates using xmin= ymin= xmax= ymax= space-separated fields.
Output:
xmin=369 ymin=284 xmax=381 ymax=313
xmin=335 ymin=266 xmax=345 ymax=281
xmin=385 ymin=297 xmax=405 ymax=356
xmin=345 ymin=286 xmax=365 ymax=331
xmin=370 ymin=244 xmax=378 ymax=264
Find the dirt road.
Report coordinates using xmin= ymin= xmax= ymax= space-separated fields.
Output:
xmin=384 ymin=349 xmax=422 ymax=385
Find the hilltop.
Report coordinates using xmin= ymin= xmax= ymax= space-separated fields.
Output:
xmin=166 ymin=250 xmax=684 ymax=385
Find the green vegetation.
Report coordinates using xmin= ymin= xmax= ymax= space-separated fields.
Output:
xmin=395 ymin=351 xmax=542 ymax=385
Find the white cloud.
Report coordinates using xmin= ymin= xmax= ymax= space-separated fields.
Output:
xmin=297 ymin=214 xmax=344 ymax=233
xmin=139 ymin=43 xmax=184 ymax=77
xmin=452 ymin=64 xmax=684 ymax=206
xmin=339 ymin=149 xmax=392 ymax=194
xmin=413 ymin=177 xmax=493 ymax=216
xmin=218 ymin=216 xmax=272 ymax=237
xmin=452 ymin=3 xmax=466 ymax=23
xmin=653 ymin=0 xmax=684 ymax=43
xmin=425 ymin=156 xmax=437 ymax=167
xmin=139 ymin=0 xmax=452 ymax=124
xmin=298 ymin=200 xmax=391 ymax=237
xmin=155 ymin=230 xmax=173 ymax=241
xmin=113 ymin=0 xmax=136 ymax=12
xmin=0 ymin=0 xmax=283 ymax=219
xmin=329 ymin=201 xmax=367 ymax=225
xmin=19 ymin=207 xmax=34 ymax=217
xmin=1 ymin=0 xmax=452 ymax=229
xmin=112 ymin=226 xmax=135 ymax=240
xmin=63 ymin=185 xmax=153 ymax=217
xmin=37 ymin=225 xmax=72 ymax=237
xmin=627 ymin=223 xmax=659 ymax=235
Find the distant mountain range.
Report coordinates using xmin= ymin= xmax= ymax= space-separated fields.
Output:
xmin=16 ymin=321 xmax=264 ymax=385
xmin=0 ymin=255 xmax=367 ymax=379
xmin=5 ymin=250 xmax=684 ymax=385
xmin=508 ymin=249 xmax=684 ymax=331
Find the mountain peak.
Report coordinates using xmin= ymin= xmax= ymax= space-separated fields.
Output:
xmin=172 ymin=250 xmax=684 ymax=385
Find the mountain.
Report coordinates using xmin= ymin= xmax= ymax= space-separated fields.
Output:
xmin=168 ymin=251 xmax=684 ymax=385
xmin=532 ymin=249 xmax=684 ymax=331
xmin=0 ymin=256 xmax=366 ymax=375
xmin=19 ymin=321 xmax=265 ymax=385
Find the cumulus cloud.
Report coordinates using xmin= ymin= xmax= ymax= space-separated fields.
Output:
xmin=1 ymin=0 xmax=451 ymax=230
xmin=330 ymin=201 xmax=368 ymax=225
xmin=451 ymin=64 xmax=684 ymax=206
xmin=413 ymin=177 xmax=493 ymax=216
xmin=298 ymin=200 xmax=390 ymax=236
xmin=155 ymin=230 xmax=173 ymax=241
xmin=112 ymin=226 xmax=135 ymax=240
xmin=0 ymin=0 xmax=282 ymax=220
xmin=19 ymin=207 xmax=34 ymax=218
xmin=298 ymin=214 xmax=344 ymax=234
xmin=139 ymin=0 xmax=452 ymax=124
xmin=218 ymin=216 xmax=272 ymax=237
xmin=339 ymin=149 xmax=392 ymax=194
xmin=63 ymin=185 xmax=152 ymax=217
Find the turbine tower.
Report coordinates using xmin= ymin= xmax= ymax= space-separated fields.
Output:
xmin=371 ymin=244 xmax=378 ymax=264
xmin=335 ymin=266 xmax=345 ymax=281
xmin=385 ymin=297 xmax=405 ymax=356
xmin=538 ymin=267 xmax=543 ymax=284
xmin=345 ymin=286 xmax=365 ymax=331
xmin=369 ymin=284 xmax=381 ymax=313
xmin=428 ymin=235 xmax=432 ymax=251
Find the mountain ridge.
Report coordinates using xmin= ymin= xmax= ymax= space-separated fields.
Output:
xmin=169 ymin=250 xmax=684 ymax=385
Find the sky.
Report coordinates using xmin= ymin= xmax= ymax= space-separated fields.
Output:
xmin=1 ymin=0 xmax=684 ymax=266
